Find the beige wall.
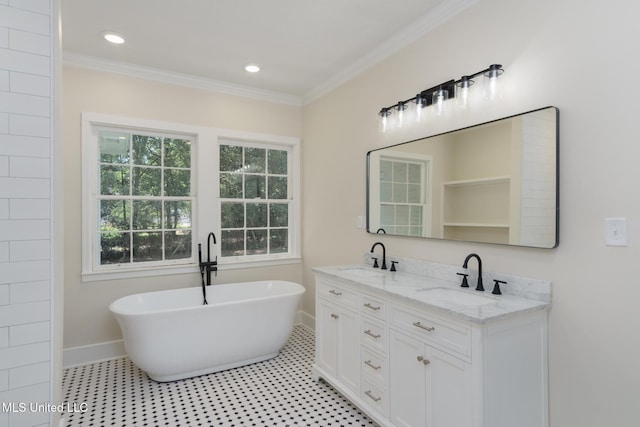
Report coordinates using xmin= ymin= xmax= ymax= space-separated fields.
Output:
xmin=301 ymin=0 xmax=640 ymax=425
xmin=63 ymin=66 xmax=303 ymax=348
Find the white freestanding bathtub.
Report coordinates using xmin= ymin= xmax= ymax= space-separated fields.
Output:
xmin=109 ymin=280 xmax=305 ymax=382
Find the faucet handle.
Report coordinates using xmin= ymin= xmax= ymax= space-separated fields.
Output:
xmin=390 ymin=261 xmax=398 ymax=272
xmin=372 ymin=257 xmax=379 ymax=268
xmin=492 ymin=280 xmax=506 ymax=295
xmin=457 ymin=272 xmax=469 ymax=288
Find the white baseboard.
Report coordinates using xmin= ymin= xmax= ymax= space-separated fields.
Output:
xmin=64 ymin=310 xmax=315 ymax=368
xmin=297 ymin=310 xmax=315 ymax=331
xmin=63 ymin=339 xmax=126 ymax=368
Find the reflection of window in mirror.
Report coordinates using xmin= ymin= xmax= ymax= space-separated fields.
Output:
xmin=372 ymin=152 xmax=432 ymax=237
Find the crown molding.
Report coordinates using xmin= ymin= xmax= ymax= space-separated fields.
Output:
xmin=302 ymin=0 xmax=479 ymax=105
xmin=63 ymin=52 xmax=303 ymax=107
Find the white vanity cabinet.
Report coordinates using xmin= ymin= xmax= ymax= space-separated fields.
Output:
xmin=315 ymin=278 xmax=361 ymax=395
xmin=312 ymin=269 xmax=550 ymax=427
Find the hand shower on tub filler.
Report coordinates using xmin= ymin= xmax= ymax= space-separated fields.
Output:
xmin=198 ymin=232 xmax=218 ymax=305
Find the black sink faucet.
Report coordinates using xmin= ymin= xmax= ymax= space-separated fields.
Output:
xmin=370 ymin=242 xmax=387 ymax=270
xmin=463 ymin=253 xmax=484 ymax=291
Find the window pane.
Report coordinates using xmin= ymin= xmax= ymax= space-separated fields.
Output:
xmin=407 ymin=184 xmax=421 ymax=203
xmin=132 ymin=135 xmax=161 ymax=166
xmin=270 ymin=229 xmax=288 ymax=254
xmin=380 ymin=160 xmax=392 ymax=182
xmin=99 ymin=131 xmax=129 ymax=164
xmin=408 ymin=164 xmax=421 ymax=184
xmin=392 ymin=183 xmax=407 ymax=203
xmin=221 ymin=230 xmax=244 ymax=256
xmin=268 ymin=150 xmax=287 ymax=174
xmin=164 ymin=169 xmax=191 ymax=196
xmin=132 ymin=167 xmax=161 ymax=196
xmin=220 ymin=145 xmax=242 ymax=172
xmin=165 ymin=230 xmax=191 ymax=260
xmin=100 ymin=200 xmax=130 ymax=231
xmin=246 ymin=203 xmax=267 ymax=227
xmin=100 ymin=231 xmax=130 ymax=265
xmin=220 ymin=173 xmax=243 ymax=199
xmin=100 ymin=165 xmax=130 ymax=196
xmin=396 ymin=205 xmax=410 ymax=225
xmin=410 ymin=206 xmax=423 ymax=225
xmin=269 ymin=204 xmax=288 ymax=227
xmin=246 ymin=229 xmax=267 ymax=255
xmin=165 ymin=201 xmax=191 ymax=229
xmin=393 ymin=162 xmax=407 ymax=183
xmin=245 ymin=175 xmax=265 ymax=199
xmin=381 ymin=204 xmax=394 ymax=225
xmin=221 ymin=202 xmax=244 ymax=228
xmin=245 ymin=147 xmax=265 ymax=173
xmin=268 ymin=176 xmax=287 ymax=199
xmin=133 ymin=231 xmax=162 ymax=262
xmin=133 ymin=200 xmax=162 ymax=230
xmin=164 ymin=138 xmax=191 ymax=168
xmin=380 ymin=182 xmax=392 ymax=203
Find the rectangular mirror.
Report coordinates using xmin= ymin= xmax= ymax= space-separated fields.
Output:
xmin=367 ymin=106 xmax=559 ymax=248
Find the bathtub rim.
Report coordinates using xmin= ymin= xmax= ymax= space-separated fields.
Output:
xmin=109 ymin=280 xmax=305 ymax=317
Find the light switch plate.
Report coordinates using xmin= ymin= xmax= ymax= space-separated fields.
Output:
xmin=605 ymin=218 xmax=628 ymax=246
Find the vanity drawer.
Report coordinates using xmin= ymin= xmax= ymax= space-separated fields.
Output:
xmin=390 ymin=304 xmax=471 ymax=357
xmin=362 ymin=379 xmax=388 ymax=417
xmin=316 ymin=280 xmax=359 ymax=310
xmin=361 ymin=316 xmax=386 ymax=354
xmin=361 ymin=346 xmax=387 ymax=386
xmin=361 ymin=293 xmax=387 ymax=320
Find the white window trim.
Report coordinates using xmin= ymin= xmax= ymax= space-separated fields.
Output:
xmin=81 ymin=113 xmax=301 ymax=282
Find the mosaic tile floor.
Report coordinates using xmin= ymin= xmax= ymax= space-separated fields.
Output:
xmin=62 ymin=325 xmax=377 ymax=426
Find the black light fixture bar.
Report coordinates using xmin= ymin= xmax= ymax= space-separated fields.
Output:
xmin=378 ymin=64 xmax=503 ymax=117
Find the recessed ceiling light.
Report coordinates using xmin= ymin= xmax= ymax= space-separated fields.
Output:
xmin=244 ymin=64 xmax=260 ymax=73
xmin=103 ymin=32 xmax=125 ymax=45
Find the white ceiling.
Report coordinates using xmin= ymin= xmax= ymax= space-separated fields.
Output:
xmin=61 ymin=0 xmax=474 ymax=105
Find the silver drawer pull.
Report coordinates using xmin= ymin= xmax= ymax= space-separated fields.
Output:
xmin=364 ymin=360 xmax=381 ymax=370
xmin=417 ymin=355 xmax=431 ymax=365
xmin=364 ymin=302 xmax=381 ymax=311
xmin=329 ymin=289 xmax=342 ymax=296
xmin=364 ymin=390 xmax=381 ymax=402
xmin=412 ymin=321 xmax=435 ymax=332
xmin=330 ymin=313 xmax=339 ymax=319
xmin=364 ymin=329 xmax=381 ymax=339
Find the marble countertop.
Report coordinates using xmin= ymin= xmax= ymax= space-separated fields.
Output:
xmin=313 ymin=265 xmax=551 ymax=324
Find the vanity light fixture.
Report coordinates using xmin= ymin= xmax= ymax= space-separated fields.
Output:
xmin=102 ymin=32 xmax=126 ymax=45
xmin=378 ymin=64 xmax=504 ymax=133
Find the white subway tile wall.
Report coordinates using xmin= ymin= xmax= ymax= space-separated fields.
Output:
xmin=0 ymin=0 xmax=53 ymax=426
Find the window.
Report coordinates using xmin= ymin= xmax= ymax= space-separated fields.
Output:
xmin=369 ymin=151 xmax=432 ymax=237
xmin=218 ymin=140 xmax=293 ymax=260
xmin=97 ymin=129 xmax=194 ymax=266
xmin=82 ymin=113 xmax=300 ymax=281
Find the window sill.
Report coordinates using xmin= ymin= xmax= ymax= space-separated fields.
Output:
xmin=82 ymin=256 xmax=302 ymax=282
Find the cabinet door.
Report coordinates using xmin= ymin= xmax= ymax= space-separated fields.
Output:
xmin=337 ymin=307 xmax=360 ymax=394
xmin=316 ymin=300 xmax=338 ymax=377
xmin=425 ymin=346 xmax=473 ymax=427
xmin=389 ymin=329 xmax=426 ymax=427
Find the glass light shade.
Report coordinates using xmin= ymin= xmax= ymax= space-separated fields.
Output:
xmin=483 ymin=64 xmax=503 ymax=101
xmin=456 ymin=76 xmax=474 ymax=109
xmin=379 ymin=108 xmax=391 ymax=133
xmin=415 ymin=94 xmax=427 ymax=123
xmin=432 ymin=88 xmax=448 ymax=116
xmin=396 ymin=102 xmax=406 ymax=128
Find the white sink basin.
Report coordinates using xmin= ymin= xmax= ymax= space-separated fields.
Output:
xmin=338 ymin=267 xmax=385 ymax=278
xmin=414 ymin=287 xmax=497 ymax=307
